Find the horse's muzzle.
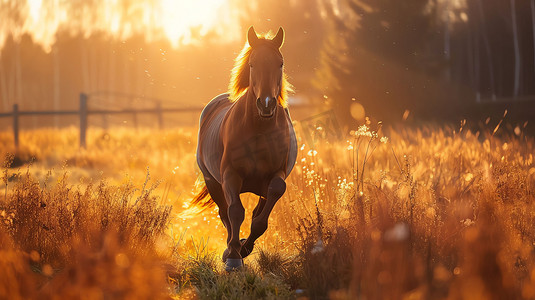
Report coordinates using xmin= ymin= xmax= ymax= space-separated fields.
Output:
xmin=256 ymin=96 xmax=277 ymax=118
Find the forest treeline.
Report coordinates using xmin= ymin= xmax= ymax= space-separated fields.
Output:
xmin=1 ymin=0 xmax=534 ymax=126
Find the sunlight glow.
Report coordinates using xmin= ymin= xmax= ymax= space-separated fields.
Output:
xmin=28 ymin=0 xmax=42 ymax=21
xmin=1 ymin=0 xmax=240 ymax=52
xmin=157 ymin=0 xmax=227 ymax=46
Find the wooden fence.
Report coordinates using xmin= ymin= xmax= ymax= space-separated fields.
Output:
xmin=0 ymin=93 xmax=203 ymax=148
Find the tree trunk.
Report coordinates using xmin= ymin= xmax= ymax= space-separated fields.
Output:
xmin=531 ymin=0 xmax=535 ymax=75
xmin=444 ymin=0 xmax=451 ymax=82
xmin=123 ymin=56 xmax=130 ymax=94
xmin=8 ymin=65 xmax=15 ymax=109
xmin=511 ymin=0 xmax=521 ymax=98
xmin=474 ymin=20 xmax=481 ymax=102
xmin=0 ymin=55 xmax=8 ymax=111
xmin=15 ymin=43 xmax=23 ymax=108
xmin=136 ymin=54 xmax=144 ymax=96
xmin=109 ymin=44 xmax=116 ymax=94
xmin=477 ymin=0 xmax=496 ymax=100
xmin=81 ymin=39 xmax=90 ymax=93
xmin=53 ymin=46 xmax=60 ymax=126
xmin=97 ymin=46 xmax=106 ymax=92
xmin=466 ymin=23 xmax=475 ymax=97
xmin=90 ymin=45 xmax=98 ymax=92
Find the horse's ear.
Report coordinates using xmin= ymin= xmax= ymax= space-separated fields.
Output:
xmin=272 ymin=27 xmax=284 ymax=48
xmin=247 ymin=26 xmax=259 ymax=48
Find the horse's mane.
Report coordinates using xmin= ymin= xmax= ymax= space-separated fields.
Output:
xmin=228 ymin=33 xmax=293 ymax=108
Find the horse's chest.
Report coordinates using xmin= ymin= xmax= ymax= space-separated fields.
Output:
xmin=228 ymin=131 xmax=289 ymax=176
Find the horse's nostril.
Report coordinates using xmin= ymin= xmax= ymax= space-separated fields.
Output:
xmin=269 ymin=97 xmax=277 ymax=108
xmin=256 ymin=96 xmax=276 ymax=112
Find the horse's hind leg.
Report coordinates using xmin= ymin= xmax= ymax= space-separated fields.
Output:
xmin=203 ymin=176 xmax=231 ymax=241
xmin=242 ymin=174 xmax=286 ymax=256
xmin=197 ymin=157 xmax=231 ymax=243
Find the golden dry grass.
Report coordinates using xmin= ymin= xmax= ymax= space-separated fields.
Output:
xmin=0 ymin=121 xmax=534 ymax=299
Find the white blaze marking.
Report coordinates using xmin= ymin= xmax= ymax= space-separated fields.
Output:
xmin=265 ymin=97 xmax=269 ymax=108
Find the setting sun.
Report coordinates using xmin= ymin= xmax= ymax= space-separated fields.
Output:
xmin=157 ymin=0 xmax=231 ymax=46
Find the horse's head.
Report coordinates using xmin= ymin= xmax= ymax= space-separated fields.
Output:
xmin=247 ymin=26 xmax=284 ymax=118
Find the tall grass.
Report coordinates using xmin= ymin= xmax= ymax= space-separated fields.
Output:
xmin=261 ymin=122 xmax=535 ymax=299
xmin=1 ymin=122 xmax=534 ymax=299
xmin=0 ymin=162 xmax=172 ymax=299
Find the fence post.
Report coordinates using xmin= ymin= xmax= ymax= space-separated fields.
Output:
xmin=13 ymin=104 xmax=19 ymax=149
xmin=80 ymin=93 xmax=88 ymax=148
xmin=156 ymin=102 xmax=163 ymax=129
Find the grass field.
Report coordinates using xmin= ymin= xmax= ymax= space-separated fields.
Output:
xmin=1 ymin=120 xmax=534 ymax=299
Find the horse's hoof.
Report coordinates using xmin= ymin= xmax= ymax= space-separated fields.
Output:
xmin=225 ymin=258 xmax=243 ymax=272
xmin=222 ymin=239 xmax=247 ymax=262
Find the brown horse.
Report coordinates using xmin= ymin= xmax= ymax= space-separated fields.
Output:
xmin=193 ymin=26 xmax=297 ymax=271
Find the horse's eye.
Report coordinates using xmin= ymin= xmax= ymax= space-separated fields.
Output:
xmin=280 ymin=63 xmax=283 ymax=68
xmin=249 ymin=64 xmax=253 ymax=68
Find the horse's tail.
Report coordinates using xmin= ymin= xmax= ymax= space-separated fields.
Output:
xmin=190 ymin=184 xmax=216 ymax=211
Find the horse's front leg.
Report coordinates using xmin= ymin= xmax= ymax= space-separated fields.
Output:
xmin=221 ymin=170 xmax=244 ymax=271
xmin=238 ymin=196 xmax=266 ymax=258
xmin=242 ymin=171 xmax=286 ymax=257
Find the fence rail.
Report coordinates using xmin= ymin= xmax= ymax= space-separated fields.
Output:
xmin=0 ymin=93 xmax=203 ymax=148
